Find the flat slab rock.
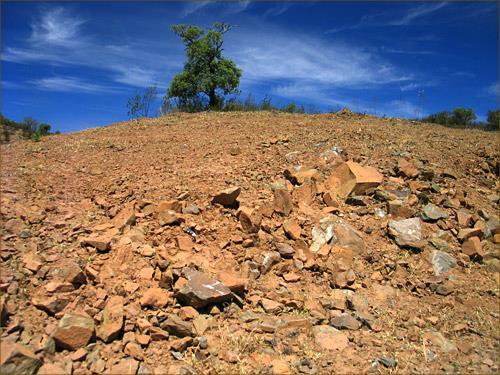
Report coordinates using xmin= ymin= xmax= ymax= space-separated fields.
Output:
xmin=176 ymin=268 xmax=232 ymax=309
xmin=0 ymin=340 xmax=43 ymax=375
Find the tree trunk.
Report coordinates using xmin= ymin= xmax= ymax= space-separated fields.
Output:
xmin=208 ymin=89 xmax=218 ymax=109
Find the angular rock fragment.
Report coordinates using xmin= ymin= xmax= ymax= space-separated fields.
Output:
xmin=388 ymin=218 xmax=423 ymax=249
xmin=312 ymin=325 xmax=349 ymax=351
xmin=176 ymin=269 xmax=232 ymax=309
xmin=52 ymin=312 xmax=95 ymax=350
xmin=140 ymin=288 xmax=170 ymax=308
xmin=211 ymin=187 xmax=241 ymax=206
xmin=461 ymin=237 xmax=483 ymax=259
xmin=431 ymin=250 xmax=457 ymax=276
xmin=284 ymin=166 xmax=320 ymax=185
xmin=398 ymin=158 xmax=420 ymax=178
xmin=161 ymin=314 xmax=193 ymax=337
xmin=274 ymin=242 xmax=295 ymax=259
xmin=283 ymin=219 xmax=301 ymax=240
xmin=158 ymin=210 xmax=184 ymax=226
xmin=238 ymin=206 xmax=262 ymax=234
xmin=111 ymin=202 xmax=136 ymax=232
xmin=331 ymin=313 xmax=361 ymax=330
xmin=157 ymin=199 xmax=182 ymax=213
xmin=326 ymin=161 xmax=383 ymax=197
xmin=421 ymin=204 xmax=448 ymax=222
xmin=0 ymin=340 xmax=42 ymax=375
xmin=32 ymin=294 xmax=71 ymax=315
xmin=98 ymin=296 xmax=124 ymax=343
xmin=108 ymin=358 xmax=139 ymax=375
xmin=273 ymin=188 xmax=293 ymax=216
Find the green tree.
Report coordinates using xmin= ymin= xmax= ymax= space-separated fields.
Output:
xmin=451 ymin=107 xmax=476 ymax=126
xmin=167 ymin=22 xmax=242 ymax=110
xmin=39 ymin=123 xmax=51 ymax=135
xmin=487 ymin=110 xmax=499 ymax=130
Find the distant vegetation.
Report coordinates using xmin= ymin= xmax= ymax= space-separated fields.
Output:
xmin=0 ymin=114 xmax=58 ymax=143
xmin=127 ymin=85 xmax=158 ymax=119
xmin=421 ymin=107 xmax=499 ymax=130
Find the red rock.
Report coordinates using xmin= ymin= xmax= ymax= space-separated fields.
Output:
xmin=80 ymin=229 xmax=116 ymax=251
xmin=32 ymin=294 xmax=71 ymax=315
xmin=176 ymin=268 xmax=232 ymax=309
xmin=37 ymin=363 xmax=68 ymax=374
xmin=323 ymin=191 xmax=339 ymax=207
xmin=283 ymin=219 xmax=302 ymax=240
xmin=216 ymin=272 xmax=247 ymax=293
xmin=398 ymin=158 xmax=420 ymax=178
xmin=137 ymin=267 xmax=154 ymax=280
xmin=273 ymin=188 xmax=293 ymax=216
xmin=52 ymin=312 xmax=95 ymax=350
xmin=283 ymin=272 xmax=301 ymax=282
xmin=157 ymin=199 xmax=182 ymax=213
xmin=49 ymin=260 xmax=86 ymax=285
xmin=461 ymin=237 xmax=483 ymax=259
xmin=284 ymin=166 xmax=320 ymax=185
xmin=161 ymin=314 xmax=194 ymax=337
xmin=179 ymin=306 xmax=199 ymax=320
xmin=70 ymin=348 xmax=87 ymax=361
xmin=457 ymin=228 xmax=482 ymax=242
xmin=140 ymin=288 xmax=170 ymax=308
xmin=293 ymin=180 xmax=317 ymax=206
xmin=170 ymin=337 xmax=193 ymax=352
xmin=176 ymin=235 xmax=193 ymax=251
xmin=124 ymin=342 xmax=143 ymax=360
xmin=326 ymin=161 xmax=383 ymax=197
xmin=0 ymin=340 xmax=42 ymax=374
xmin=211 ymin=187 xmax=241 ymax=206
xmin=238 ymin=206 xmax=262 ymax=234
xmin=136 ymin=334 xmax=150 ymax=346
xmin=111 ymin=202 xmax=136 ymax=232
xmin=456 ymin=210 xmax=473 ymax=228
xmin=98 ymin=296 xmax=124 ymax=343
xmin=312 ymin=325 xmax=349 ymax=351
xmin=44 ymin=282 xmax=75 ymax=293
xmin=158 ymin=210 xmax=184 ymax=226
xmin=261 ymin=298 xmax=282 ymax=313
xmin=22 ymin=252 xmax=43 ymax=273
xmin=108 ymin=358 xmax=139 ymax=375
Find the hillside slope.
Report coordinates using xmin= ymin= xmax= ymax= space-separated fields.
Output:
xmin=1 ymin=112 xmax=499 ymax=374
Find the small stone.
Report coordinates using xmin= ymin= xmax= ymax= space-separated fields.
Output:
xmin=388 ymin=218 xmax=423 ymax=249
xmin=212 ymin=187 xmax=241 ymax=206
xmin=139 ymin=288 xmax=170 ymax=308
xmin=398 ymin=158 xmax=419 ymax=178
xmin=331 ymin=313 xmax=361 ymax=330
xmin=238 ymin=206 xmax=262 ymax=234
xmin=98 ymin=296 xmax=124 ymax=343
xmin=22 ymin=253 xmax=43 ymax=272
xmin=111 ymin=202 xmax=136 ymax=232
xmin=124 ymin=342 xmax=143 ymax=360
xmin=182 ymin=203 xmax=200 ymax=215
xmin=170 ymin=337 xmax=193 ymax=352
xmin=32 ymin=294 xmax=71 ymax=315
xmin=312 ymin=325 xmax=349 ymax=351
xmin=421 ymin=204 xmax=448 ymax=222
xmin=273 ymin=188 xmax=293 ymax=216
xmin=176 ymin=235 xmax=193 ymax=251
xmin=158 ymin=210 xmax=184 ymax=226
xmin=161 ymin=314 xmax=193 ymax=337
xmin=157 ymin=199 xmax=182 ymax=213
xmin=283 ymin=219 xmax=302 ymax=240
xmin=216 ymin=273 xmax=247 ymax=293
xmin=283 ymin=272 xmax=301 ymax=282
xmin=275 ymin=242 xmax=295 ymax=258
xmin=461 ymin=237 xmax=483 ymax=259
xmin=52 ymin=312 xmax=95 ymax=350
xmin=260 ymin=298 xmax=282 ymax=314
xmin=108 ymin=358 xmax=139 ymax=375
xmin=431 ymin=250 xmax=457 ymax=276
xmin=326 ymin=161 xmax=383 ymax=197
xmin=457 ymin=228 xmax=482 ymax=242
xmin=0 ymin=340 xmax=42 ymax=374
xmin=377 ymin=357 xmax=397 ymax=368
xmin=37 ymin=363 xmax=68 ymax=375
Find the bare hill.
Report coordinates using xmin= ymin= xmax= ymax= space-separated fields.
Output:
xmin=1 ymin=112 xmax=499 ymax=374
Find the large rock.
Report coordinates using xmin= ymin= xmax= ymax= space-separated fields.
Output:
xmin=0 ymin=340 xmax=42 ymax=375
xmin=326 ymin=161 xmax=383 ymax=197
xmin=52 ymin=312 xmax=95 ymax=350
xmin=312 ymin=325 xmax=349 ymax=351
xmin=461 ymin=237 xmax=483 ymax=259
xmin=158 ymin=210 xmax=184 ymax=226
xmin=398 ymin=158 xmax=420 ymax=178
xmin=388 ymin=218 xmax=423 ymax=249
xmin=49 ymin=260 xmax=86 ymax=285
xmin=212 ymin=187 xmax=241 ymax=206
xmin=284 ymin=166 xmax=320 ymax=185
xmin=98 ymin=296 xmax=124 ymax=343
xmin=176 ymin=269 xmax=232 ymax=309
xmin=32 ymin=294 xmax=71 ymax=315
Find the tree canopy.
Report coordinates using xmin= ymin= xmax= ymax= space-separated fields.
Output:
xmin=167 ymin=22 xmax=242 ymax=110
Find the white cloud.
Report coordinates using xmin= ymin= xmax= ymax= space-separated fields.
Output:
xmin=182 ymin=0 xmax=250 ymax=17
xmin=31 ymin=76 xmax=119 ymax=93
xmin=487 ymin=82 xmax=499 ymax=96
xmin=4 ymin=7 xmax=180 ymax=89
xmin=30 ymin=7 xmax=86 ymax=46
xmin=326 ymin=2 xmax=448 ymax=34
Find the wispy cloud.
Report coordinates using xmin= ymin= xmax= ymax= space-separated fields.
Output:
xmin=326 ymin=2 xmax=448 ymax=34
xmin=263 ymin=3 xmax=293 ymax=18
xmin=486 ymin=82 xmax=499 ymax=96
xmin=4 ymin=7 xmax=179 ymax=89
xmin=31 ymin=76 xmax=119 ymax=93
xmin=182 ymin=0 xmax=251 ymax=17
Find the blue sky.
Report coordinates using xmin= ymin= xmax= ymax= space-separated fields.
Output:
xmin=2 ymin=1 xmax=498 ymax=132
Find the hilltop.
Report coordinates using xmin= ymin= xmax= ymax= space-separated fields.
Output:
xmin=1 ymin=111 xmax=499 ymax=374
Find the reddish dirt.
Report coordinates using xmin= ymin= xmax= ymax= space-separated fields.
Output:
xmin=1 ymin=111 xmax=499 ymax=374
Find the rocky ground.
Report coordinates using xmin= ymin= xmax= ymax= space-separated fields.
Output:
xmin=1 ymin=111 xmax=499 ymax=374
